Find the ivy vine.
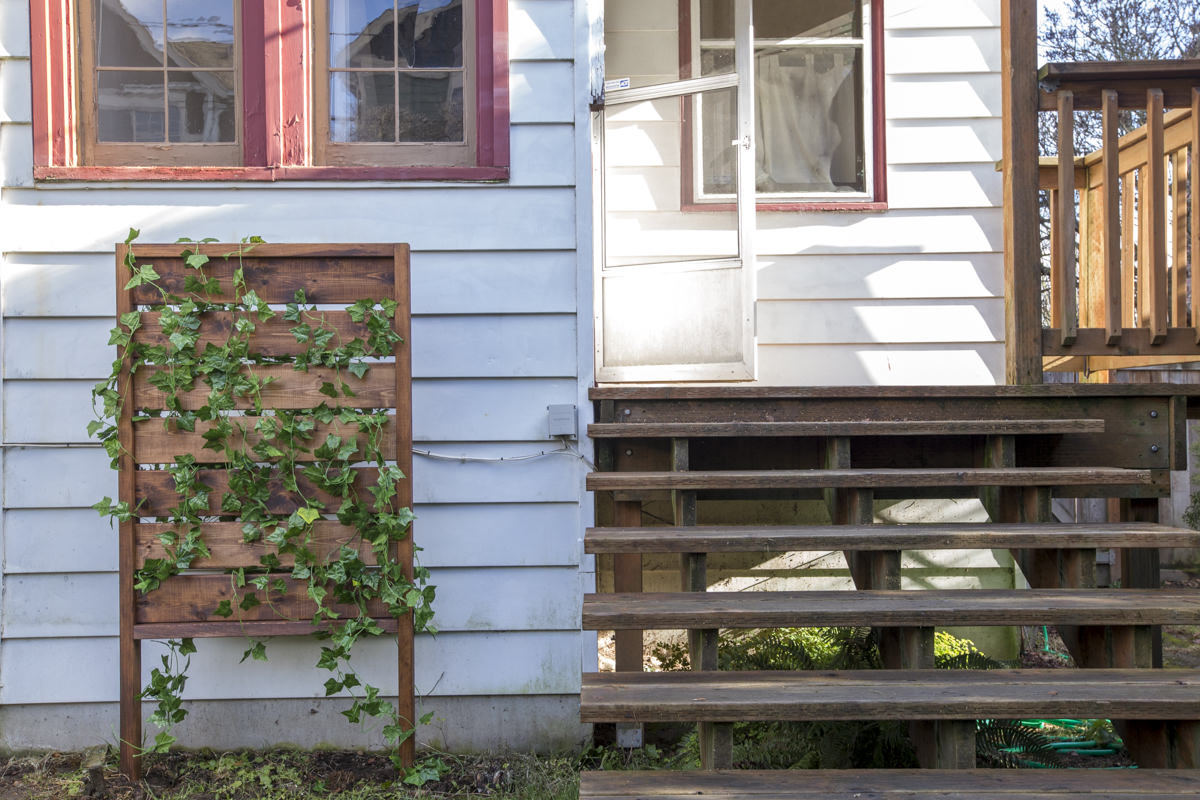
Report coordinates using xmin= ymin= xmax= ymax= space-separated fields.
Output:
xmin=91 ymin=231 xmax=439 ymax=782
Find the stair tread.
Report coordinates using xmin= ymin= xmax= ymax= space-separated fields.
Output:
xmin=582 ymin=589 xmax=1200 ymax=630
xmin=580 ymin=769 xmax=1200 ymax=799
xmin=580 ymin=668 xmax=1200 ymax=722
xmin=588 ymin=419 xmax=1106 ymax=438
xmin=584 ymin=522 xmax=1200 ymax=553
xmin=586 ymin=467 xmax=1153 ymax=491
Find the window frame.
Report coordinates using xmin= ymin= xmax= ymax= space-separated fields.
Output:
xmin=678 ymin=0 xmax=888 ymax=212
xmin=30 ymin=0 xmax=510 ymax=181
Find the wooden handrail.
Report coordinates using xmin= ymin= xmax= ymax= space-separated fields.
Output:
xmin=1033 ymin=60 xmax=1200 ymax=371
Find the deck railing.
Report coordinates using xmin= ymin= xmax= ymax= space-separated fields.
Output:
xmin=1020 ymin=60 xmax=1200 ymax=378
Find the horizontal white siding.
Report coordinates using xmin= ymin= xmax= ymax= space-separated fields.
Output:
xmin=0 ymin=0 xmax=592 ymax=752
xmin=0 ymin=631 xmax=582 ymax=704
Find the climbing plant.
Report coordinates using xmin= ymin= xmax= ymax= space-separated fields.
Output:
xmin=90 ymin=231 xmax=439 ymax=781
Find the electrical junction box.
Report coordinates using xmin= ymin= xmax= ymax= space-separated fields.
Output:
xmin=547 ymin=404 xmax=578 ymax=438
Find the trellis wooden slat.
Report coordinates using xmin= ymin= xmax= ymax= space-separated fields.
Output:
xmin=1171 ymin=149 xmax=1188 ymax=323
xmin=132 ymin=364 xmax=395 ymax=410
xmin=116 ymin=243 xmax=413 ymax=779
xmin=134 ymin=417 xmax=398 ymax=464
xmin=135 ymin=466 xmax=385 ymax=516
xmin=127 ymin=245 xmax=396 ymax=304
xmin=135 ymin=574 xmax=391 ymax=624
xmin=134 ymin=618 xmax=400 ymax=640
xmin=135 ymin=311 xmax=371 ymax=355
xmin=136 ymin=521 xmax=377 ymax=568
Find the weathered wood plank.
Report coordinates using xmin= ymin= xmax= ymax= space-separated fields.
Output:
xmin=126 ymin=247 xmax=394 ymax=305
xmin=580 ymin=768 xmax=1200 ymax=798
xmin=134 ymin=417 xmax=398 ymax=464
xmin=586 ymin=468 xmax=1154 ymax=492
xmin=132 ymin=364 xmax=395 ymax=410
xmin=583 ymin=523 xmax=1200 ymax=553
xmin=582 ymin=589 xmax=1200 ymax=630
xmin=134 ymin=574 xmax=391 ymax=624
xmin=134 ymin=618 xmax=399 ymax=639
xmin=588 ymin=420 xmax=1105 ymax=438
xmin=135 ymin=521 xmax=376 ymax=568
xmin=589 ymin=385 xmax=1200 ymax=400
xmin=135 ymin=466 xmax=383 ymax=516
xmin=580 ymin=668 xmax=1200 ymax=722
xmin=134 ymin=312 xmax=371 ymax=356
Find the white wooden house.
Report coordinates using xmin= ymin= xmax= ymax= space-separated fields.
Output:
xmin=2 ymin=0 xmax=1190 ymax=765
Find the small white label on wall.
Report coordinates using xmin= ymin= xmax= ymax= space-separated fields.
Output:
xmin=604 ymin=77 xmax=631 ymax=92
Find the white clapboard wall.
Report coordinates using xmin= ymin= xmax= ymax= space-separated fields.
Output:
xmin=602 ymin=0 xmax=1006 ymax=385
xmin=0 ymin=0 xmax=595 ymax=752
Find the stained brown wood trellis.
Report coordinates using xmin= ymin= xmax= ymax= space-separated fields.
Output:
xmin=114 ymin=243 xmax=414 ymax=779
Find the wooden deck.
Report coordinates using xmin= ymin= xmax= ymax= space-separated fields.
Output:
xmin=585 ymin=383 xmax=1200 ymax=779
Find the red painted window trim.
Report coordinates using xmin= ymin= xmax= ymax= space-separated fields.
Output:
xmin=30 ymin=0 xmax=510 ymax=181
xmin=677 ymin=0 xmax=887 ymax=212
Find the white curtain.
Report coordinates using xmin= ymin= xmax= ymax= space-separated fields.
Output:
xmin=753 ymin=51 xmax=853 ymax=192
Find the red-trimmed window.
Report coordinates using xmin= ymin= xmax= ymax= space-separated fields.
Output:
xmin=680 ymin=0 xmax=887 ymax=211
xmin=30 ymin=0 xmax=509 ymax=180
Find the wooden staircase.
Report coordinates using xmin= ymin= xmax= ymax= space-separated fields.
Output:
xmin=581 ymin=386 xmax=1200 ymax=799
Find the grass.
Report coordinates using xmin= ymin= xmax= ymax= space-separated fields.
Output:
xmin=0 ymin=749 xmax=582 ymax=800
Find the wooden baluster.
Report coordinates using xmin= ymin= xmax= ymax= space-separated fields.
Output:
xmin=1192 ymin=88 xmax=1200 ymax=343
xmin=1122 ymin=172 xmax=1137 ymax=327
xmin=1145 ymin=88 xmax=1168 ymax=343
xmin=1054 ymin=90 xmax=1077 ymax=345
xmin=1173 ymin=148 xmax=1189 ymax=326
xmin=1101 ymin=89 xmax=1121 ymax=344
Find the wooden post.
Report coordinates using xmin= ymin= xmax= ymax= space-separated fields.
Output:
xmin=116 ymin=243 xmax=142 ymax=781
xmin=393 ymin=245 xmax=416 ymax=767
xmin=613 ymin=501 xmax=643 ymax=674
xmin=1001 ymin=0 xmax=1043 ymax=384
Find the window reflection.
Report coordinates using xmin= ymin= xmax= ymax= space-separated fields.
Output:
xmin=94 ymin=0 xmax=237 ymax=144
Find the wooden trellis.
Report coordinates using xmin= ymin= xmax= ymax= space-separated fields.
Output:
xmin=115 ymin=243 xmax=414 ymax=778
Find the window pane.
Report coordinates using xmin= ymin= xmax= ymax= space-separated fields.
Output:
xmin=330 ymin=0 xmax=395 ymax=69
xmin=755 ymin=47 xmax=864 ymax=193
xmin=97 ymin=70 xmax=165 ymax=142
xmin=166 ymin=70 xmax=237 ymax=142
xmin=331 ymin=71 xmax=396 ymax=141
xmin=165 ymin=0 xmax=235 ymax=69
xmin=752 ymin=0 xmax=861 ymax=39
xmin=97 ymin=0 xmax=164 ymax=67
xmin=398 ymin=0 xmax=463 ymax=68
xmin=396 ymin=71 xmax=463 ymax=142
xmin=699 ymin=86 xmax=738 ymax=196
xmin=698 ymin=0 xmax=733 ymax=40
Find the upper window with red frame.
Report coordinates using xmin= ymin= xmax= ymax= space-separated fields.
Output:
xmin=682 ymin=0 xmax=886 ymax=208
xmin=31 ymin=0 xmax=509 ymax=179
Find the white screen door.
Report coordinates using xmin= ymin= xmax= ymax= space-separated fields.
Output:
xmin=596 ymin=0 xmax=756 ymax=382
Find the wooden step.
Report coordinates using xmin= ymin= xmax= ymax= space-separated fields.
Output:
xmin=584 ymin=522 xmax=1200 ymax=553
xmin=580 ymin=668 xmax=1200 ymax=723
xmin=586 ymin=467 xmax=1154 ymax=492
xmin=588 ymin=419 xmax=1106 ymax=438
xmin=581 ymin=769 xmax=1200 ymax=799
xmin=583 ymin=589 xmax=1200 ymax=630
